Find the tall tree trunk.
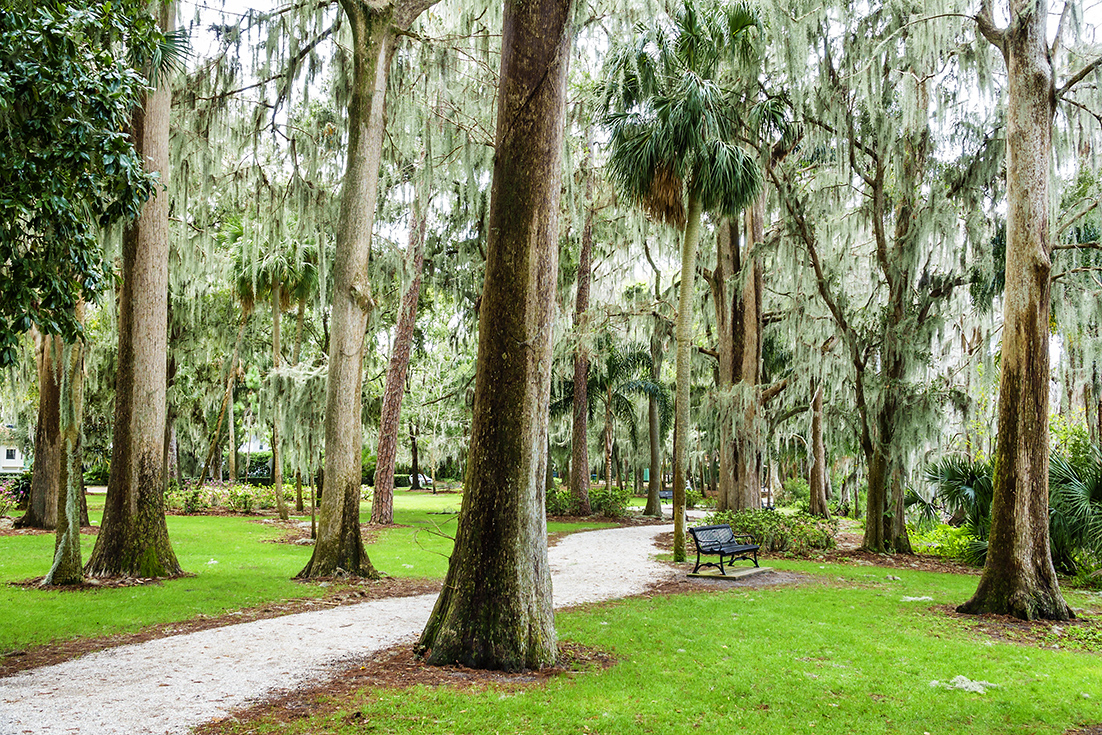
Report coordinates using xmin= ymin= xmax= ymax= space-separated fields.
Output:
xmin=410 ymin=423 xmax=421 ymax=489
xmin=227 ymin=381 xmax=236 ymax=483
xmin=293 ymin=300 xmax=307 ymax=511
xmin=18 ymin=332 xmax=62 ymax=530
xmin=959 ymin=0 xmax=1071 ymax=620
xmin=271 ymin=282 xmax=287 ymax=520
xmin=734 ymin=202 xmax=765 ymax=510
xmin=672 ymin=193 xmax=703 ymax=563
xmin=604 ymin=388 xmax=613 ymax=495
xmin=371 ymin=172 xmax=427 ymax=524
xmin=43 ymin=324 xmax=85 ymax=586
xmin=300 ymin=0 xmax=440 ymax=577
xmin=417 ymin=0 xmax=570 ymax=669
xmin=86 ymin=0 xmax=180 ymax=578
xmin=643 ymin=246 xmax=664 ymax=518
xmin=809 ymin=383 xmax=829 ymax=518
xmin=570 ymin=151 xmax=595 ymax=515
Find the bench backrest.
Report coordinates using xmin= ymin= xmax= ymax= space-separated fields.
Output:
xmin=689 ymin=524 xmax=738 ymax=550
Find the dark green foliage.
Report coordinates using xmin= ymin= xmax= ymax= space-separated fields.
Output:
xmin=599 ymin=0 xmax=763 ymax=226
xmin=0 ymin=2 xmax=160 ymax=365
xmin=547 ymin=486 xmax=579 ymax=516
xmin=547 ymin=484 xmax=631 ymax=517
xmin=702 ymin=508 xmax=837 ymax=555
xmin=83 ymin=463 xmax=110 ymax=485
xmin=588 ymin=484 xmax=632 ymax=517
xmin=926 ymin=450 xmax=1102 ymax=573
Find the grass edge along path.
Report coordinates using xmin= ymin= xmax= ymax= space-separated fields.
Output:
xmin=0 ymin=491 xmax=617 ymax=658
xmin=201 ymin=564 xmax=1102 ymax=735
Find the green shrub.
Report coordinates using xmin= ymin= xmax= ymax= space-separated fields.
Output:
xmin=685 ymin=487 xmax=703 ymax=509
xmin=700 ymin=508 xmax=837 ymax=555
xmin=83 ymin=463 xmax=110 ymax=485
xmin=546 ymin=486 xmax=578 ymax=516
xmin=778 ymin=477 xmax=809 ymax=508
xmin=589 ymin=484 xmax=631 ymax=518
xmin=227 ymin=484 xmax=255 ymax=513
xmin=909 ymin=523 xmax=972 ymax=559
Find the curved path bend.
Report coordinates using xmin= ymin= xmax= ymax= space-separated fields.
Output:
xmin=0 ymin=523 xmax=674 ymax=735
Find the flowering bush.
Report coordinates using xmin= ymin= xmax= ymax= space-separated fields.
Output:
xmin=0 ymin=472 xmax=31 ymax=517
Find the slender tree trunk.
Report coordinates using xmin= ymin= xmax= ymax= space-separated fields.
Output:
xmin=227 ymin=384 xmax=236 ymax=483
xmin=604 ymin=389 xmax=613 ymax=495
xmin=643 ymin=249 xmax=664 ymax=518
xmin=960 ymin=0 xmax=1071 ymax=620
xmin=410 ymin=423 xmax=421 ymax=489
xmin=86 ymin=0 xmax=180 ymax=578
xmin=300 ymin=0 xmax=437 ymax=578
xmin=371 ymin=173 xmax=427 ymax=523
xmin=43 ymin=325 xmax=85 ymax=586
xmin=19 ymin=333 xmax=61 ymax=530
xmin=809 ymin=383 xmax=829 ymax=518
xmin=417 ymin=0 xmax=570 ymax=669
xmin=570 ymin=153 xmax=595 ymax=515
xmin=735 ymin=202 xmax=765 ymax=510
xmin=271 ymin=283 xmax=288 ymax=520
xmin=672 ymin=194 xmax=703 ymax=562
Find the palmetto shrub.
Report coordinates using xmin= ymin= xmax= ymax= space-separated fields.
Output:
xmin=925 ymin=448 xmax=1102 ymax=574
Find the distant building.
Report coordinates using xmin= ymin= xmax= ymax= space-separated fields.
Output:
xmin=0 ymin=426 xmax=26 ymax=474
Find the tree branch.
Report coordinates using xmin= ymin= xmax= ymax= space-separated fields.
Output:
xmin=974 ymin=0 xmax=1006 ymax=53
xmin=1058 ymin=55 xmax=1102 ymax=99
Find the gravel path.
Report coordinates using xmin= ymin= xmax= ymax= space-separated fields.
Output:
xmin=0 ymin=523 xmax=675 ymax=735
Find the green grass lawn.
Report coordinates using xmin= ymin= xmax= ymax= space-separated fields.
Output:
xmin=215 ymin=561 xmax=1102 ymax=735
xmin=0 ymin=490 xmax=614 ymax=651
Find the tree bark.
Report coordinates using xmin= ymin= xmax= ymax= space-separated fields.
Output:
xmin=410 ymin=423 xmax=421 ymax=489
xmin=43 ymin=326 xmax=85 ymax=586
xmin=809 ymin=383 xmax=829 ymax=518
xmin=300 ymin=0 xmax=441 ymax=577
xmin=959 ymin=0 xmax=1071 ymax=620
xmin=271 ymin=282 xmax=288 ymax=520
xmin=371 ymin=177 xmax=427 ymax=524
xmin=672 ymin=193 xmax=703 ymax=562
xmin=18 ymin=332 xmax=62 ymax=530
xmin=643 ymin=248 xmax=664 ymax=518
xmin=86 ymin=0 xmax=180 ymax=579
xmin=570 ymin=151 xmax=595 ymax=515
xmin=417 ymin=0 xmax=571 ymax=670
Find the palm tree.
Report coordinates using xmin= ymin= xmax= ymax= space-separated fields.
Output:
xmin=925 ymin=451 xmax=1102 ymax=575
xmin=600 ymin=0 xmax=762 ymax=560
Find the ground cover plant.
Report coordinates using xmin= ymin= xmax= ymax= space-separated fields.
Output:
xmin=199 ymin=562 xmax=1102 ymax=735
xmin=0 ymin=491 xmax=614 ymax=655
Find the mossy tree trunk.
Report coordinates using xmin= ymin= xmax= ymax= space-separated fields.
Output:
xmin=43 ymin=323 xmax=86 ymax=586
xmin=416 ymin=0 xmax=572 ymax=670
xmin=19 ymin=332 xmax=62 ymax=530
xmin=86 ymin=0 xmax=180 ymax=579
xmin=959 ymin=0 xmax=1072 ymax=621
xmin=271 ymin=281 xmax=288 ymax=520
xmin=808 ymin=383 xmax=829 ymax=518
xmin=570 ymin=150 xmax=595 ymax=515
xmin=299 ymin=0 xmax=439 ymax=578
xmin=643 ymin=245 xmax=665 ymax=518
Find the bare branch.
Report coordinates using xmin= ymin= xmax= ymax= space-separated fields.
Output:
xmin=1053 ymin=240 xmax=1102 ymax=251
xmin=1052 ymin=265 xmax=1102 ymax=282
xmin=1058 ymin=55 xmax=1102 ymax=98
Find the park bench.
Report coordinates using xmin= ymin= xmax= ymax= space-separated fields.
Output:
xmin=658 ymin=489 xmax=673 ymax=500
xmin=687 ymin=524 xmax=760 ymax=575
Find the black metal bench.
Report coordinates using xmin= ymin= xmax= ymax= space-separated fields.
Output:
xmin=687 ymin=524 xmax=760 ymax=574
xmin=658 ymin=489 xmax=673 ymax=500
